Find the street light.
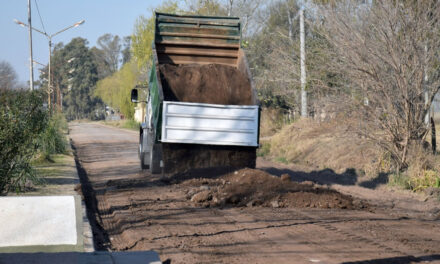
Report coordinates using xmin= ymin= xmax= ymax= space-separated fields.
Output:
xmin=14 ymin=18 xmax=85 ymax=111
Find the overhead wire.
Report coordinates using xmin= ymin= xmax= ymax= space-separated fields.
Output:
xmin=34 ymin=0 xmax=47 ymax=34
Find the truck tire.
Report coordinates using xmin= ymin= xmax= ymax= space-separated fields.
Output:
xmin=139 ymin=135 xmax=149 ymax=170
xmin=150 ymin=143 xmax=162 ymax=174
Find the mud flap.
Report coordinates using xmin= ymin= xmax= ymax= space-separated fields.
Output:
xmin=139 ymin=132 xmax=149 ymax=170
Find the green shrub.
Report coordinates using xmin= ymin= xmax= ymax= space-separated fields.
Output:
xmin=0 ymin=90 xmax=47 ymax=194
xmin=38 ymin=113 xmax=68 ymax=159
xmin=257 ymin=142 xmax=271 ymax=157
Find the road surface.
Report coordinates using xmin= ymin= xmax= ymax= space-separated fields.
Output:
xmin=70 ymin=122 xmax=440 ymax=264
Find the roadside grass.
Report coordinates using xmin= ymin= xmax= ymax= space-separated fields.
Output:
xmin=265 ymin=117 xmax=380 ymax=174
xmin=38 ymin=113 xmax=69 ymax=161
xmin=257 ymin=141 xmax=271 ymax=157
xmin=389 ymin=170 xmax=440 ymax=192
xmin=260 ymin=108 xmax=292 ymax=138
xmin=99 ymin=119 xmax=140 ymax=131
xmin=258 ymin=114 xmax=440 ymax=195
xmin=275 ymin=156 xmax=288 ymax=164
xmin=25 ymin=152 xmax=79 ymax=195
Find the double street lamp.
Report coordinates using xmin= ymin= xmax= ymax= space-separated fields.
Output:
xmin=14 ymin=19 xmax=85 ymax=110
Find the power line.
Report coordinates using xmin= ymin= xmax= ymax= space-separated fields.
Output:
xmin=34 ymin=0 xmax=46 ymax=34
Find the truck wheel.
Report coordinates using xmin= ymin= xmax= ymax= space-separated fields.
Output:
xmin=149 ymin=143 xmax=162 ymax=174
xmin=139 ymin=135 xmax=149 ymax=170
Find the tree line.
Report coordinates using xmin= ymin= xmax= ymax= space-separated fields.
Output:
xmin=2 ymin=0 xmax=439 ymax=171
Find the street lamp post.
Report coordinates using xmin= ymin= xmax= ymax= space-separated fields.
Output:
xmin=14 ymin=19 xmax=85 ymax=110
xmin=27 ymin=0 xmax=34 ymax=91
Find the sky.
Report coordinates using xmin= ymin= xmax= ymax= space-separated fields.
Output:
xmin=0 ymin=0 xmax=166 ymax=85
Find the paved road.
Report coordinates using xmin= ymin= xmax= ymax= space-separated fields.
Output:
xmin=70 ymin=122 xmax=440 ymax=264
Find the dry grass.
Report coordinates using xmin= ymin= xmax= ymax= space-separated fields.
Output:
xmin=260 ymin=115 xmax=440 ymax=193
xmin=266 ymin=117 xmax=382 ymax=175
xmin=99 ymin=119 xmax=140 ymax=131
xmin=260 ymin=108 xmax=291 ymax=138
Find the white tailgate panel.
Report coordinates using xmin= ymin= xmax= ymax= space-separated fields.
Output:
xmin=162 ymin=101 xmax=259 ymax=146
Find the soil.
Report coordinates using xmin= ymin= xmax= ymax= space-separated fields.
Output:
xmin=182 ymin=168 xmax=367 ymax=210
xmin=70 ymin=122 xmax=440 ymax=264
xmin=159 ymin=64 xmax=253 ymax=105
xmin=162 ymin=143 xmax=256 ymax=174
xmin=159 ymin=63 xmax=255 ymax=173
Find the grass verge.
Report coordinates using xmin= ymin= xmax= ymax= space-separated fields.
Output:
xmin=99 ymin=119 xmax=140 ymax=131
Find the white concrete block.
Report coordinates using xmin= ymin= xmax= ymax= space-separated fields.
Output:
xmin=0 ymin=196 xmax=77 ymax=247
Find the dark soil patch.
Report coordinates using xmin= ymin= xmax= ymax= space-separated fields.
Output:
xmin=162 ymin=143 xmax=256 ymax=174
xmin=182 ymin=168 xmax=368 ymax=210
xmin=158 ymin=63 xmax=256 ymax=174
xmin=159 ymin=64 xmax=253 ymax=105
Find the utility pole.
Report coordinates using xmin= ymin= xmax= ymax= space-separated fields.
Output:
xmin=300 ymin=8 xmax=307 ymax=117
xmin=48 ymin=38 xmax=52 ymax=110
xmin=28 ymin=0 xmax=34 ymax=90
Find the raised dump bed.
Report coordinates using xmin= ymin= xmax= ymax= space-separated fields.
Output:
xmin=132 ymin=12 xmax=259 ymax=174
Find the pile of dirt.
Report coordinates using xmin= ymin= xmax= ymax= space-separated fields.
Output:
xmin=159 ymin=64 xmax=253 ymax=105
xmin=182 ymin=168 xmax=368 ymax=209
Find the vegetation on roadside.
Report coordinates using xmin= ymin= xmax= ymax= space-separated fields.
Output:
xmin=100 ymin=119 xmax=140 ymax=131
xmin=0 ymin=90 xmax=47 ymax=194
xmin=0 ymin=88 xmax=69 ymax=194
xmin=37 ymin=113 xmax=69 ymax=162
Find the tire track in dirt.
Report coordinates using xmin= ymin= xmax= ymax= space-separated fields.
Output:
xmin=70 ymin=122 xmax=440 ymax=264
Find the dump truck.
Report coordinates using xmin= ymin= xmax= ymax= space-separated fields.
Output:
xmin=131 ymin=12 xmax=260 ymax=174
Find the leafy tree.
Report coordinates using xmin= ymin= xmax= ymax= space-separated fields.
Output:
xmin=94 ymin=61 xmax=139 ymax=118
xmin=184 ymin=0 xmax=227 ymax=16
xmin=121 ymin=36 xmax=132 ymax=65
xmin=90 ymin=47 xmax=110 ymax=80
xmin=39 ymin=38 xmax=102 ymax=120
xmin=0 ymin=61 xmax=18 ymax=91
xmin=63 ymin=38 xmax=100 ymax=120
xmin=131 ymin=1 xmax=180 ymax=68
xmin=96 ymin=34 xmax=121 ymax=74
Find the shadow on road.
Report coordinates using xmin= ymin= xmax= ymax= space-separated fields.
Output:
xmin=260 ymin=166 xmax=359 ymax=186
xmin=260 ymin=165 xmax=390 ymax=190
xmin=341 ymin=254 xmax=440 ymax=264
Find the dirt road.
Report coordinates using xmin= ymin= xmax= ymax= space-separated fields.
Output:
xmin=70 ymin=122 xmax=440 ymax=264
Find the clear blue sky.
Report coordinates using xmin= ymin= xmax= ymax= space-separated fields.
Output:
xmin=0 ymin=0 xmax=166 ymax=84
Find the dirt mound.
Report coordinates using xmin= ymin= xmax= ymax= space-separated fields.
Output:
xmin=182 ymin=168 xmax=368 ymax=209
xmin=159 ymin=64 xmax=253 ymax=105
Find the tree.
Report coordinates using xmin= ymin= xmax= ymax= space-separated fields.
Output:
xmin=317 ymin=1 xmax=440 ymax=168
xmin=224 ymin=0 xmax=264 ymax=37
xmin=184 ymin=0 xmax=227 ymax=16
xmin=132 ymin=1 xmax=180 ymax=68
xmin=0 ymin=61 xmax=18 ymax=91
xmin=121 ymin=36 xmax=132 ymax=65
xmin=94 ymin=61 xmax=140 ymax=118
xmin=39 ymin=38 xmax=102 ymax=120
xmin=96 ymin=34 xmax=121 ymax=74
xmin=63 ymin=38 xmax=101 ymax=120
xmin=90 ymin=47 xmax=110 ymax=80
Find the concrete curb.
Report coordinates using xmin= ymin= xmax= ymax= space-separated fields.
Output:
xmin=0 ymin=196 xmax=84 ymax=253
xmin=1 ymin=135 xmax=94 ymax=253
